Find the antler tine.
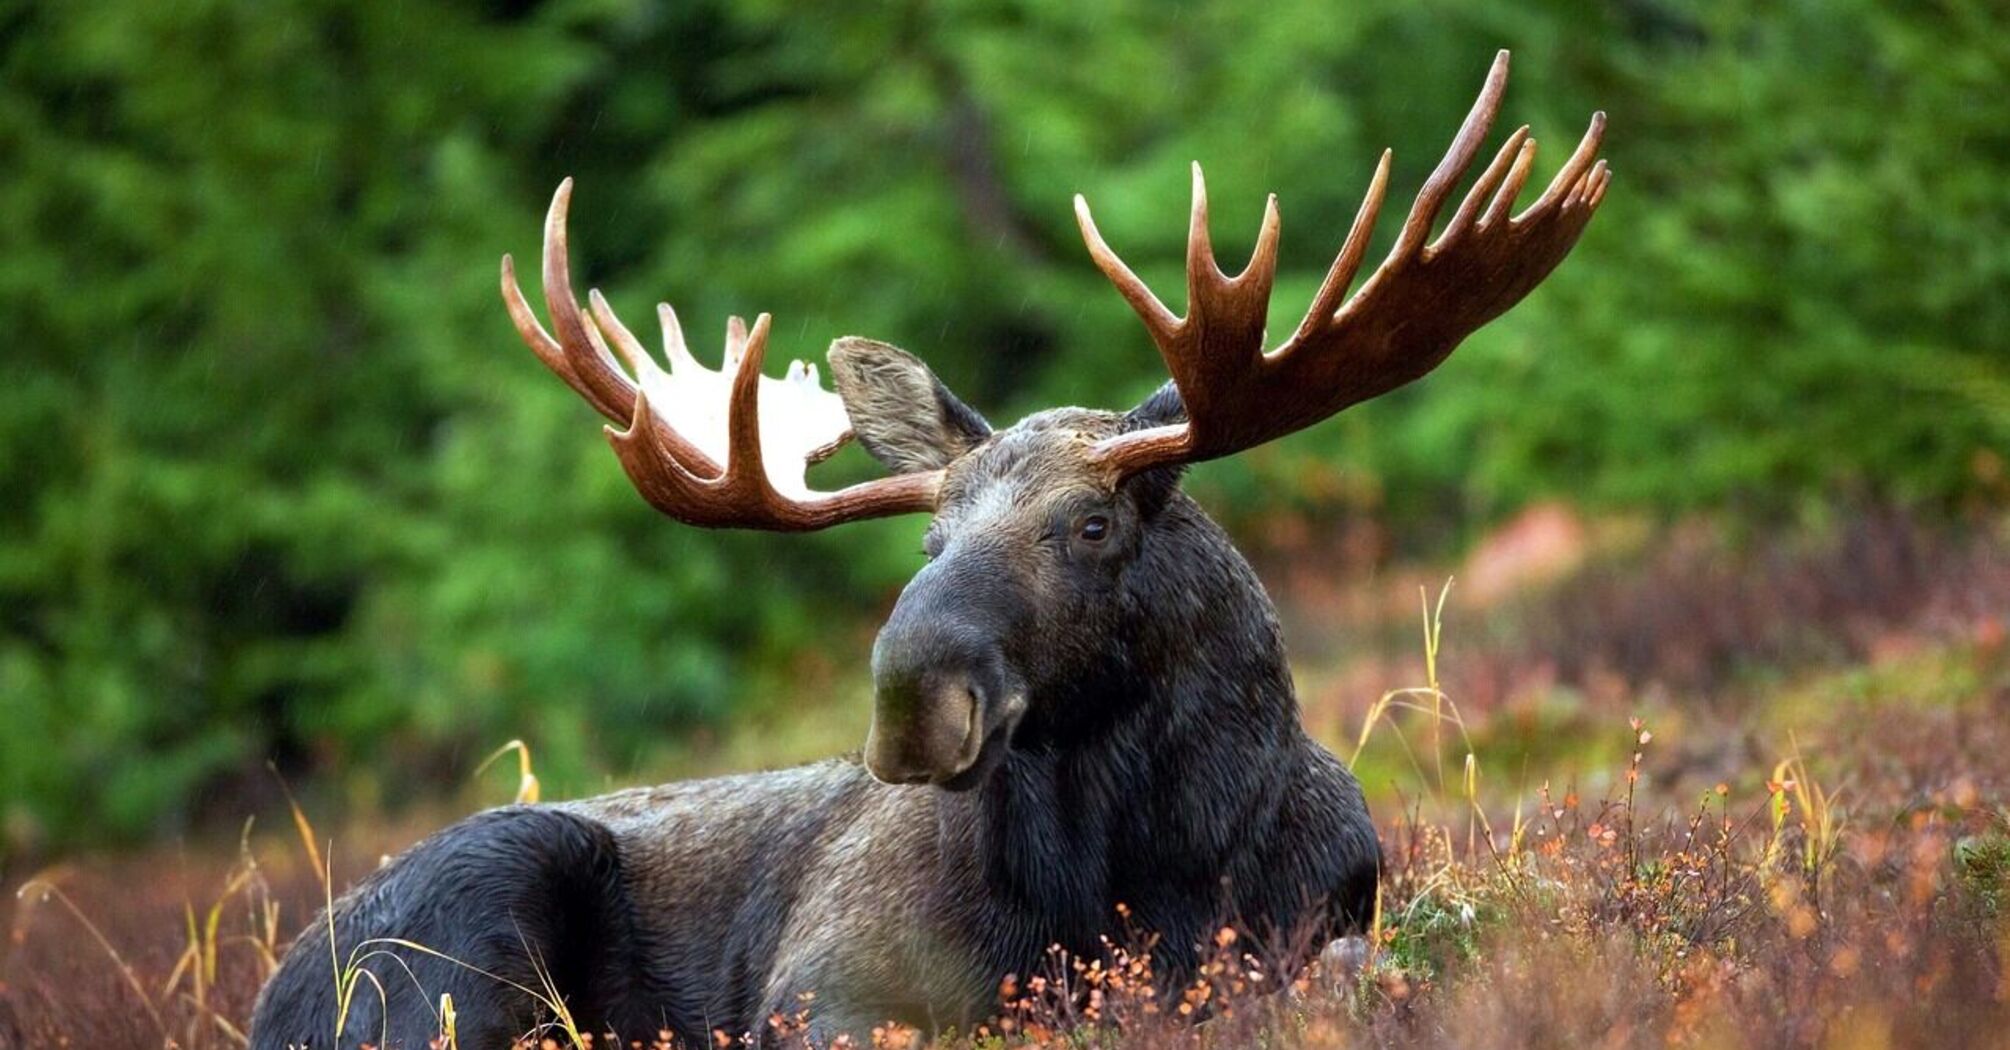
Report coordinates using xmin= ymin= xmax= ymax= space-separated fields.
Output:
xmin=1185 ymin=163 xmax=1219 ymax=286
xmin=658 ymin=303 xmax=700 ymax=373
xmin=1391 ymin=49 xmax=1511 ymax=261
xmin=589 ymin=288 xmax=658 ymax=379
xmin=500 ymin=253 xmax=583 ymax=394
xmin=539 ymin=179 xmax=641 ymax=426
xmin=1480 ymin=136 xmax=1540 ymax=228
xmin=1587 ymin=161 xmax=1613 ymax=208
xmin=1296 ymin=151 xmax=1392 ymax=338
xmin=1244 ymin=193 xmax=1283 ymax=285
xmin=723 ymin=313 xmax=775 ymax=487
xmin=1073 ymin=195 xmax=1181 ymax=348
xmin=725 ymin=315 xmax=751 ymax=368
xmin=1520 ymin=110 xmax=1607 ymax=221
xmin=1437 ymin=124 xmax=1531 ymax=250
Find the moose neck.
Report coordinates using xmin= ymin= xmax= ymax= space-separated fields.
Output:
xmin=956 ymin=494 xmax=1303 ymax=937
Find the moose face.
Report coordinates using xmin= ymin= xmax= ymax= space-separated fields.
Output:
xmin=829 ymin=339 xmax=1178 ymax=788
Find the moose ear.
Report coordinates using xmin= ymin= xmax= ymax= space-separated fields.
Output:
xmin=827 ymin=338 xmax=992 ymax=474
xmin=1119 ymin=381 xmax=1189 ymax=515
xmin=1123 ymin=380 xmax=1187 ymax=431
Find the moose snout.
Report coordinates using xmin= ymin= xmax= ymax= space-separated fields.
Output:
xmin=864 ymin=603 xmax=1024 ymax=788
xmin=863 ymin=664 xmax=990 ymax=785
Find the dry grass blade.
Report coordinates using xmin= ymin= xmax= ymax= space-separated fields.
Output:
xmin=12 ymin=875 xmax=169 ymax=1038
xmin=474 ymin=738 xmax=543 ymax=804
xmin=270 ymin=764 xmax=325 ymax=881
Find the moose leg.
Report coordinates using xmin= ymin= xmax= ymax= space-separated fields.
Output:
xmin=251 ymin=807 xmax=643 ymax=1050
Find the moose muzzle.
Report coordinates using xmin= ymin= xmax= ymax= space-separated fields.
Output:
xmin=865 ymin=580 xmax=1026 ymax=788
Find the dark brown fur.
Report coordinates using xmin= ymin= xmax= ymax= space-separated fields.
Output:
xmin=249 ymin=350 xmax=1378 ymax=1049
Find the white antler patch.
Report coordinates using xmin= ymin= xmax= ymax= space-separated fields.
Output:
xmin=626 ymin=304 xmax=853 ymax=497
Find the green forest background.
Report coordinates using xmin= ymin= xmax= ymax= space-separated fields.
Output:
xmin=2 ymin=0 xmax=2004 ymax=858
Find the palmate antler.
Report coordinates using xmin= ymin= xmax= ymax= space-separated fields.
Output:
xmin=1076 ymin=50 xmax=1610 ymax=480
xmin=501 ymin=180 xmax=941 ymax=530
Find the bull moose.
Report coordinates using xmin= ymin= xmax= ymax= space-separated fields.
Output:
xmin=251 ymin=51 xmax=1607 ymax=1049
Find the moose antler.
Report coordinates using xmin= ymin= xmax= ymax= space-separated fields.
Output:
xmin=1076 ymin=50 xmax=1610 ymax=479
xmin=501 ymin=179 xmax=941 ymax=530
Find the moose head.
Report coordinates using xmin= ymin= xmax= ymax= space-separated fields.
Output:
xmin=501 ymin=51 xmax=1608 ymax=790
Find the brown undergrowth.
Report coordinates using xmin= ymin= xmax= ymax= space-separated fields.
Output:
xmin=1288 ymin=506 xmax=2010 ymax=721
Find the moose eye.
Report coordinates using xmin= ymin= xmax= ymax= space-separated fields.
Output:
xmin=1076 ymin=514 xmax=1111 ymax=543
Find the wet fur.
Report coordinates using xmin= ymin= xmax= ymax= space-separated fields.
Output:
xmin=250 ymin=398 xmax=1378 ymax=1049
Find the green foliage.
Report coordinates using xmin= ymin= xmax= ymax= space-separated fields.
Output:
xmin=1 ymin=0 xmax=2004 ymax=853
xmin=1955 ymin=829 xmax=2010 ymax=916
